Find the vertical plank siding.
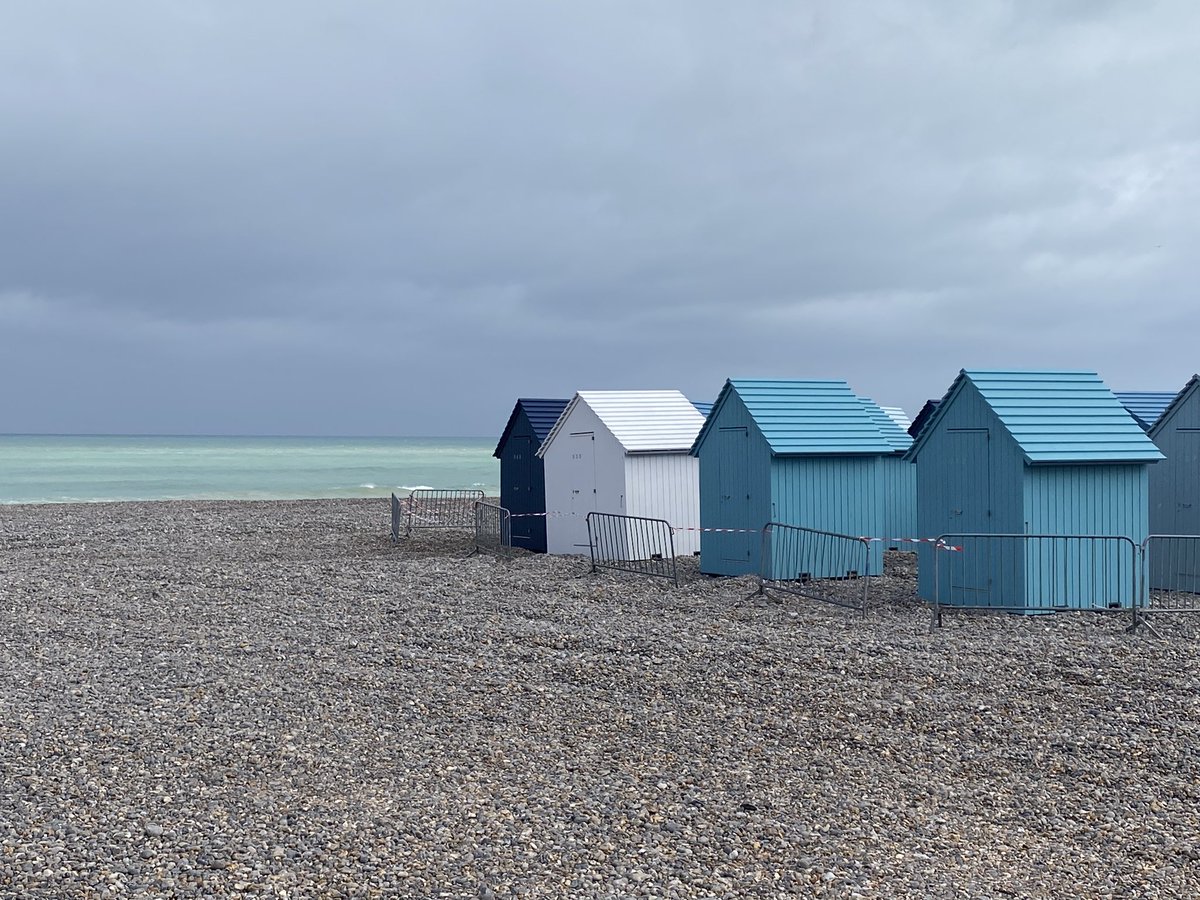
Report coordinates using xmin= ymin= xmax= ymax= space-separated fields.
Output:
xmin=624 ymin=454 xmax=701 ymax=555
xmin=881 ymin=456 xmax=916 ymax=547
xmin=498 ymin=414 xmax=548 ymax=553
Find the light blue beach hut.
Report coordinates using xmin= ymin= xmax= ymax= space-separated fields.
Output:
xmin=689 ymin=379 xmax=899 ymax=578
xmin=862 ymin=400 xmax=916 ymax=548
xmin=907 ymin=370 xmax=1162 ymax=610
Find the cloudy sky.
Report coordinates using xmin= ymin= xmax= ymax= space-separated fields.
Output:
xmin=2 ymin=2 xmax=1199 ymax=436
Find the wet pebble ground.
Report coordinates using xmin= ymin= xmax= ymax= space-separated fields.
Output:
xmin=2 ymin=499 xmax=1199 ymax=898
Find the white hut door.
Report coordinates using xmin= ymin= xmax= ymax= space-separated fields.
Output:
xmin=568 ymin=432 xmax=597 ymax=549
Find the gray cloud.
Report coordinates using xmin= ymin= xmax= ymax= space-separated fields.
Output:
xmin=2 ymin=1 xmax=1199 ymax=434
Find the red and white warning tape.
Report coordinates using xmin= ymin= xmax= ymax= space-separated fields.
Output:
xmin=672 ymin=526 xmax=762 ymax=534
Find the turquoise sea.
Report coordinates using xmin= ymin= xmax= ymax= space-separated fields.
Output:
xmin=0 ymin=435 xmax=499 ymax=504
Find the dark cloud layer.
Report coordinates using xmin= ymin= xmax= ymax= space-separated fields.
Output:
xmin=3 ymin=2 xmax=1199 ymax=434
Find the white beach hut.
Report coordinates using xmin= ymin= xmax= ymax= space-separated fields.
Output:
xmin=537 ymin=390 xmax=706 ymax=556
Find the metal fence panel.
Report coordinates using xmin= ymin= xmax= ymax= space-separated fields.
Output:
xmin=933 ymin=533 xmax=1139 ymax=626
xmin=472 ymin=502 xmax=512 ymax=557
xmin=1141 ymin=535 xmax=1200 ymax=614
xmin=404 ymin=489 xmax=486 ymax=535
xmin=754 ymin=522 xmax=872 ymax=614
xmin=586 ymin=512 xmax=678 ymax=585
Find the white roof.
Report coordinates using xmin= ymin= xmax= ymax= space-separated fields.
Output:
xmin=538 ymin=390 xmax=706 ymax=455
xmin=881 ymin=406 xmax=912 ymax=432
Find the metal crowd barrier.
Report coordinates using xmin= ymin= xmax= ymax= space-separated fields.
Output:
xmin=586 ymin=512 xmax=678 ymax=586
xmin=752 ymin=522 xmax=872 ymax=614
xmin=471 ymin=502 xmax=512 ymax=558
xmin=403 ymin=488 xmax=485 ymax=536
xmin=1138 ymin=536 xmax=1200 ymax=629
xmin=932 ymin=533 xmax=1139 ymax=627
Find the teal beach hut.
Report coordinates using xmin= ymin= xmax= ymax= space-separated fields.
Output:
xmin=1142 ymin=376 xmax=1200 ymax=589
xmin=493 ymin=398 xmax=569 ymax=553
xmin=907 ymin=370 xmax=1163 ymax=610
xmin=689 ymin=379 xmax=899 ymax=578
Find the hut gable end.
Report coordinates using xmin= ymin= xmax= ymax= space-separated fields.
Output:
xmin=908 ymin=370 xmax=1163 ymax=465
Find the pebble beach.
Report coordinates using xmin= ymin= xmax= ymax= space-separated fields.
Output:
xmin=2 ymin=498 xmax=1200 ymax=898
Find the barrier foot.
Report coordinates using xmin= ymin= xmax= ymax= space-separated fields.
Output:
xmin=744 ymin=580 xmax=769 ymax=603
xmin=1126 ymin=611 xmax=1163 ymax=639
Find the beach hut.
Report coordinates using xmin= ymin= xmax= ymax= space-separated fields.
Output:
xmin=1141 ymin=376 xmax=1200 ymax=590
xmin=537 ymin=390 xmax=705 ymax=556
xmin=863 ymin=400 xmax=916 ymax=548
xmin=907 ymin=370 xmax=1162 ymax=610
xmin=493 ymin=398 xmax=570 ymax=553
xmin=689 ymin=379 xmax=901 ymax=577
xmin=1116 ymin=391 xmax=1177 ymax=432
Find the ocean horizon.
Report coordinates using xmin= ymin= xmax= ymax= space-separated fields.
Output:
xmin=0 ymin=434 xmax=500 ymax=505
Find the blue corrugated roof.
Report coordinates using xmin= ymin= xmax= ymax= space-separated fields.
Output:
xmin=1115 ymin=391 xmax=1177 ymax=431
xmin=493 ymin=398 xmax=570 ymax=458
xmin=691 ymin=400 xmax=714 ymax=417
xmin=908 ymin=370 xmax=1163 ymax=464
xmin=692 ymin=379 xmax=897 ymax=456
xmin=861 ymin=398 xmax=913 ymax=452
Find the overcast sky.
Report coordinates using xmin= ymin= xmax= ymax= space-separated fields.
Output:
xmin=2 ymin=2 xmax=1199 ymax=436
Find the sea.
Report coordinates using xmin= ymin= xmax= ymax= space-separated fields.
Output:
xmin=0 ymin=435 xmax=499 ymax=505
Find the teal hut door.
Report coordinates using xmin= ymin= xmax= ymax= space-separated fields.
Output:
xmin=946 ymin=428 xmax=992 ymax=604
xmin=717 ymin=427 xmax=754 ymax=570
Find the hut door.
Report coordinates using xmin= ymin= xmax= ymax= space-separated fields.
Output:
xmin=717 ymin=427 xmax=753 ymax=563
xmin=568 ymin=432 xmax=597 ymax=549
xmin=946 ymin=428 xmax=991 ymax=599
xmin=508 ymin=435 xmax=535 ymax=547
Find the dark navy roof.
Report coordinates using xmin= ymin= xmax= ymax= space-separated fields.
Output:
xmin=908 ymin=370 xmax=1163 ymax=464
xmin=908 ymin=399 xmax=940 ymax=438
xmin=493 ymin=398 xmax=570 ymax=458
xmin=1115 ymin=391 xmax=1177 ymax=431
